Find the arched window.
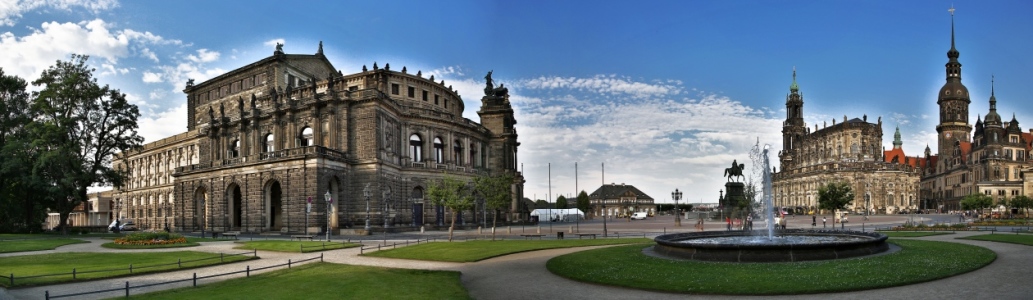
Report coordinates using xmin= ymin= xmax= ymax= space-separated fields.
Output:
xmin=469 ymin=143 xmax=477 ymax=167
xmin=454 ymin=140 xmax=463 ymax=165
xmin=433 ymin=137 xmax=444 ymax=163
xmin=300 ymin=127 xmax=313 ymax=147
xmin=409 ymin=134 xmax=423 ymax=162
xmin=264 ymin=134 xmax=275 ymax=152
xmin=230 ymin=139 xmax=240 ymax=158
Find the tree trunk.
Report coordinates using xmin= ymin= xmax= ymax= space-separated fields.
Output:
xmin=491 ymin=210 xmax=498 ymax=241
xmin=59 ymin=211 xmax=70 ymax=235
xmin=448 ymin=209 xmax=457 ymax=242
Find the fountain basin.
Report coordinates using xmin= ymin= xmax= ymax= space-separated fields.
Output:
xmin=653 ymin=229 xmax=889 ymax=262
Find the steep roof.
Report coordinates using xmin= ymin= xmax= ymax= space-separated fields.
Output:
xmin=588 ymin=183 xmax=653 ymax=200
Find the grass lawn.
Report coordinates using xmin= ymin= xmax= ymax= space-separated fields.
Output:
xmin=127 ymin=262 xmax=470 ymax=300
xmin=0 ymin=251 xmax=256 ymax=287
xmin=364 ymin=238 xmax=652 ymax=262
xmin=547 ymin=240 xmax=994 ymax=295
xmin=958 ymin=233 xmax=1033 ymax=246
xmin=0 ymin=238 xmax=88 ymax=253
xmin=233 ymin=240 xmax=361 ymax=253
xmin=878 ymin=231 xmax=954 ymax=238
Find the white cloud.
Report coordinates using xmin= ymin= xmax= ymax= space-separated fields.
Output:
xmin=0 ymin=19 xmax=130 ymax=80
xmin=186 ymin=48 xmax=218 ymax=63
xmin=522 ymin=74 xmax=683 ymax=98
xmin=121 ymin=28 xmax=182 ymax=46
xmin=136 ymin=103 xmax=187 ymax=143
xmin=0 ymin=0 xmax=119 ymax=26
xmin=139 ymin=47 xmax=157 ymax=62
xmin=141 ymin=71 xmax=161 ymax=83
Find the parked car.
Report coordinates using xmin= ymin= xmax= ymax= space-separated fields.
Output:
xmin=631 ymin=212 xmax=648 ymax=220
xmin=108 ymin=218 xmax=137 ymax=231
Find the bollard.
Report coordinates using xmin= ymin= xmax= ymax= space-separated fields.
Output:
xmin=537 ymin=226 xmax=541 ymax=234
xmin=193 ymin=273 xmax=197 ymax=287
xmin=507 ymin=226 xmax=511 ymax=234
xmin=288 ymin=259 xmax=292 ymax=269
xmin=247 ymin=265 xmax=250 ymax=277
xmin=45 ymin=291 xmax=49 ymax=300
xmin=420 ymin=226 xmax=425 ymax=233
xmin=478 ymin=226 xmax=482 ymax=234
xmin=321 ymin=253 xmax=324 ymax=262
xmin=125 ymin=281 xmax=129 ymax=298
xmin=129 ymin=264 xmax=133 ymax=273
xmin=178 ymin=258 xmax=182 ymax=268
xmin=72 ymin=268 xmax=76 ymax=279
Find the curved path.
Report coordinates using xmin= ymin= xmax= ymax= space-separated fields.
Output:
xmin=2 ymin=231 xmax=1031 ymax=300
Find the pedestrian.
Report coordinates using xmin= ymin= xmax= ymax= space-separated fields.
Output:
xmin=726 ymin=217 xmax=731 ymax=230
xmin=812 ymin=215 xmax=816 ymax=227
xmin=822 ymin=216 xmax=827 ymax=228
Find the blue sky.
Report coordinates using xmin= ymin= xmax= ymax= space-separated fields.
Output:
xmin=3 ymin=0 xmax=1032 ymax=204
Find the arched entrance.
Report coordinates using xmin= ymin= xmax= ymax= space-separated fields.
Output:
xmin=194 ymin=187 xmax=207 ymax=231
xmin=411 ymin=187 xmax=424 ymax=226
xmin=227 ymin=184 xmax=243 ymax=230
xmin=265 ymin=180 xmax=283 ymax=231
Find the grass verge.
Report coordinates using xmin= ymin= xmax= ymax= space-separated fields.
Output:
xmin=101 ymin=241 xmax=200 ymax=249
xmin=958 ymin=233 xmax=1033 ymax=246
xmin=233 ymin=240 xmax=361 ymax=253
xmin=364 ymin=238 xmax=651 ymax=262
xmin=126 ymin=262 xmax=470 ymax=300
xmin=877 ymin=231 xmax=953 ymax=238
xmin=0 ymin=238 xmax=88 ymax=253
xmin=547 ymin=240 xmax=994 ymax=295
xmin=0 ymin=251 xmax=256 ymax=287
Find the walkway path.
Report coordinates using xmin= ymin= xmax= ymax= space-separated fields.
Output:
xmin=2 ymin=230 xmax=1031 ymax=299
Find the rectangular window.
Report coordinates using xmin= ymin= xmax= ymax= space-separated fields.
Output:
xmin=408 ymin=86 xmax=415 ymax=98
xmin=391 ymin=84 xmax=399 ymax=95
xmin=422 ymin=90 xmax=428 ymax=101
xmin=433 ymin=94 xmax=438 ymax=103
xmin=444 ymin=99 xmax=448 ymax=109
xmin=349 ymin=86 xmax=358 ymax=91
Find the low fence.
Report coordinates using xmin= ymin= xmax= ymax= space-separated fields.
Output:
xmin=2 ymin=250 xmax=257 ymax=288
xmin=298 ymin=240 xmax=359 ymax=252
xmin=43 ymin=253 xmax=325 ymax=299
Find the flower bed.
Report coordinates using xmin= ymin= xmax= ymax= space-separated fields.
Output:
xmin=970 ymin=220 xmax=1031 ymax=226
xmin=114 ymin=232 xmax=187 ymax=245
xmin=887 ymin=222 xmax=969 ymax=231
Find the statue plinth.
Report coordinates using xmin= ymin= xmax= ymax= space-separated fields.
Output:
xmin=723 ymin=182 xmax=745 ymax=215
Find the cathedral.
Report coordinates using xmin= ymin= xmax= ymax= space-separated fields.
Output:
xmin=918 ymin=11 xmax=1033 ymax=212
xmin=772 ymin=69 xmax=921 ymax=215
xmin=112 ymin=43 xmax=524 ymax=234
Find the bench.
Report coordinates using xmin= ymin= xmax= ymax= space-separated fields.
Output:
xmin=222 ymin=231 xmax=241 ymax=239
xmin=291 ymin=235 xmax=315 ymax=241
xmin=576 ymin=233 xmax=597 ymax=239
xmin=520 ymin=234 xmax=545 ymax=240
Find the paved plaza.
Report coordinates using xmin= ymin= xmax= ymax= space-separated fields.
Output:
xmin=2 ymin=214 xmax=1031 ymax=300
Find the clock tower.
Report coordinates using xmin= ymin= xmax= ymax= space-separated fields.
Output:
xmin=935 ymin=6 xmax=972 ymax=164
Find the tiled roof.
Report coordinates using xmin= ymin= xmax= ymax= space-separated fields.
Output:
xmin=588 ymin=184 xmax=654 ymax=200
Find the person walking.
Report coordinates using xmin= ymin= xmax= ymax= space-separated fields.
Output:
xmin=812 ymin=215 xmax=816 ymax=227
xmin=822 ymin=216 xmax=827 ymax=228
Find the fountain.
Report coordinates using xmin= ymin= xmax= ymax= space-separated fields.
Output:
xmin=653 ymin=143 xmax=888 ymax=262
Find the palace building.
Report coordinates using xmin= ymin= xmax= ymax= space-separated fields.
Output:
xmin=587 ymin=183 xmax=655 ymax=218
xmin=772 ymin=69 xmax=921 ymax=215
xmin=112 ymin=43 xmax=524 ymax=234
xmin=918 ymin=11 xmax=1033 ymax=212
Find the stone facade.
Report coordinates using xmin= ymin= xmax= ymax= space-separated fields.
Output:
xmin=115 ymin=44 xmax=524 ymax=234
xmin=587 ymin=183 xmax=655 ymax=218
xmin=918 ymin=14 xmax=1033 ymax=212
xmin=773 ymin=70 xmax=921 ymax=215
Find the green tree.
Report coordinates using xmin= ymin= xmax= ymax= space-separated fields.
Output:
xmin=534 ymin=200 xmax=550 ymax=209
xmin=576 ymin=191 xmax=590 ymax=218
xmin=428 ymin=176 xmax=474 ymax=241
xmin=555 ymin=195 xmax=568 ymax=209
xmin=0 ymin=68 xmax=48 ymax=232
xmin=28 ymin=54 xmax=143 ymax=234
xmin=960 ymin=193 xmax=993 ymax=220
xmin=474 ymin=173 xmax=513 ymax=240
xmin=818 ymin=181 xmax=854 ymax=216
xmin=1010 ymin=195 xmax=1033 ymax=225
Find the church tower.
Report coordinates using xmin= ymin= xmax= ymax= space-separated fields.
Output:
xmin=935 ymin=7 xmax=973 ymax=164
xmin=780 ymin=68 xmax=807 ymax=168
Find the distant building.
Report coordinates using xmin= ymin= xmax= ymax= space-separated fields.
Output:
xmin=919 ymin=12 xmax=1033 ymax=211
xmin=587 ymin=183 xmax=655 ymax=218
xmin=113 ymin=43 xmax=524 ymax=233
xmin=46 ymin=190 xmax=114 ymax=230
xmin=772 ymin=68 xmax=921 ymax=215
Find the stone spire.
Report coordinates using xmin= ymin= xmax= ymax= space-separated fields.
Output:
xmin=986 ymin=75 xmax=1001 ymax=126
xmin=893 ymin=126 xmax=903 ymax=149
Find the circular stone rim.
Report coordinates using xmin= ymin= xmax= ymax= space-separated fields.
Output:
xmin=652 ymin=229 xmax=889 ymax=262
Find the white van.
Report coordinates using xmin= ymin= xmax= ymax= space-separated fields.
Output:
xmin=631 ymin=212 xmax=648 ymax=220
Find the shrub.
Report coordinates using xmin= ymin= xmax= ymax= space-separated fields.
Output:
xmin=114 ymin=232 xmax=186 ymax=245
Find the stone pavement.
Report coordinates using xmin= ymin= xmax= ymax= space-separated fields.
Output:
xmin=2 ymin=225 xmax=1031 ymax=299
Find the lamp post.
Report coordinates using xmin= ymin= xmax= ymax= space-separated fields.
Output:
xmin=363 ymin=183 xmax=372 ymax=232
xmin=325 ymin=190 xmax=332 ymax=241
xmin=200 ymin=198 xmax=206 ymax=238
xmin=383 ymin=188 xmax=391 ymax=229
xmin=306 ymin=196 xmax=312 ymax=235
xmin=672 ymin=189 xmax=683 ymax=227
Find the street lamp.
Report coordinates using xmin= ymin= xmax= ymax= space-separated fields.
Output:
xmin=163 ymin=201 xmax=169 ymax=232
xmin=383 ymin=188 xmax=391 ymax=228
xmin=672 ymin=189 xmax=683 ymax=227
xmin=363 ymin=183 xmax=372 ymax=232
xmin=325 ymin=189 xmax=332 ymax=241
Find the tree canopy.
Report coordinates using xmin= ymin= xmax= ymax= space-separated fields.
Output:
xmin=474 ymin=172 xmax=513 ymax=240
xmin=0 ymin=68 xmax=48 ymax=232
xmin=960 ymin=193 xmax=994 ymax=217
xmin=575 ymin=191 xmax=590 ymax=217
xmin=555 ymin=195 xmax=568 ymax=209
xmin=817 ymin=181 xmax=854 ymax=213
xmin=428 ymin=176 xmax=474 ymax=241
